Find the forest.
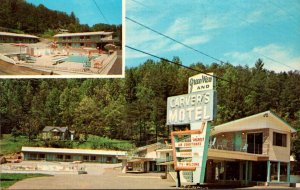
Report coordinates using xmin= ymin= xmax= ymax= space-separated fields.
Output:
xmin=0 ymin=0 xmax=122 ymax=39
xmin=0 ymin=58 xmax=299 ymax=157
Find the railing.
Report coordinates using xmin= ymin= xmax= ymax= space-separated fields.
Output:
xmin=156 ymin=156 xmax=173 ymax=164
xmin=209 ymin=141 xmax=269 ymax=155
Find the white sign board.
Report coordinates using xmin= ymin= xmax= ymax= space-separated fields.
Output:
xmin=167 ymin=90 xmax=215 ymax=125
xmin=188 ymin=73 xmax=215 ymax=93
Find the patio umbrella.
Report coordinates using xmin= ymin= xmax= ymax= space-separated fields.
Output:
xmin=12 ymin=43 xmax=28 ymax=54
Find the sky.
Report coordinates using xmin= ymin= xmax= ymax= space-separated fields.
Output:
xmin=26 ymin=0 xmax=122 ymax=25
xmin=126 ymin=0 xmax=300 ymax=72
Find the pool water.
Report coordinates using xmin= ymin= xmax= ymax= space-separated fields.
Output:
xmin=64 ymin=55 xmax=89 ymax=63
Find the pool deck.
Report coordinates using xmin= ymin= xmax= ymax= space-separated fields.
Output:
xmin=0 ymin=43 xmax=122 ymax=76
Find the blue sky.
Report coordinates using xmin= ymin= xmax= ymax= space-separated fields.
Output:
xmin=26 ymin=0 xmax=122 ymax=25
xmin=126 ymin=0 xmax=300 ymax=72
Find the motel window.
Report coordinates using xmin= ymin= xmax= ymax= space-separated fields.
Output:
xmin=65 ymin=155 xmax=71 ymax=160
xmin=107 ymin=157 xmax=112 ymax=163
xmin=56 ymin=155 xmax=63 ymax=160
xmin=39 ymin=154 xmax=45 ymax=159
xmin=83 ymin=156 xmax=89 ymax=161
xmin=29 ymin=153 xmax=37 ymax=160
xmin=273 ymin=132 xmax=287 ymax=147
xmin=90 ymin=156 xmax=96 ymax=161
xmin=63 ymin=37 xmax=66 ymax=40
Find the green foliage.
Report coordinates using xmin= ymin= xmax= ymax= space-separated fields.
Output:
xmin=0 ymin=0 xmax=121 ymax=36
xmin=0 ymin=173 xmax=51 ymax=189
xmin=44 ymin=139 xmax=73 ymax=148
xmin=0 ymin=58 xmax=299 ymax=153
xmin=41 ymin=29 xmax=56 ymax=39
xmin=0 ymin=134 xmax=28 ymax=155
xmin=74 ymin=135 xmax=135 ymax=151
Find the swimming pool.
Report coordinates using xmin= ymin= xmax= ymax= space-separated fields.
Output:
xmin=64 ymin=55 xmax=89 ymax=63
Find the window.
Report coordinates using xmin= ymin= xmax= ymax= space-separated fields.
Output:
xmin=83 ymin=156 xmax=89 ymax=161
xmin=56 ymin=155 xmax=63 ymax=160
xmin=39 ymin=154 xmax=45 ymax=159
xmin=273 ymin=132 xmax=287 ymax=147
xmin=107 ymin=157 xmax=112 ymax=163
xmin=90 ymin=156 xmax=96 ymax=161
xmin=65 ymin=155 xmax=71 ymax=160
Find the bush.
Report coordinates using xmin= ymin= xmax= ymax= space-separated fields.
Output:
xmin=74 ymin=135 xmax=135 ymax=151
xmin=44 ymin=140 xmax=73 ymax=148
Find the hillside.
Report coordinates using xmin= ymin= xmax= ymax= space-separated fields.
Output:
xmin=1 ymin=58 xmax=299 ymax=147
xmin=0 ymin=0 xmax=121 ymax=40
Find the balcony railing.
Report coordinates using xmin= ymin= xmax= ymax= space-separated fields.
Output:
xmin=209 ymin=141 xmax=269 ymax=155
xmin=156 ymin=156 xmax=173 ymax=164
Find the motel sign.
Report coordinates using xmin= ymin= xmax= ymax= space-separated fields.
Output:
xmin=167 ymin=73 xmax=216 ymax=186
xmin=167 ymin=90 xmax=215 ymax=125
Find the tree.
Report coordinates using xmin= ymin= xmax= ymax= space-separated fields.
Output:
xmin=73 ymin=96 xmax=101 ymax=139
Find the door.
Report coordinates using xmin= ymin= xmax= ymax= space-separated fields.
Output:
xmin=234 ymin=132 xmax=242 ymax=151
xmin=247 ymin=133 xmax=263 ymax=154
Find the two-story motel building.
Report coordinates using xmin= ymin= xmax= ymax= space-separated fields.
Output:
xmin=53 ymin=31 xmax=114 ymax=49
xmin=127 ymin=111 xmax=296 ymax=186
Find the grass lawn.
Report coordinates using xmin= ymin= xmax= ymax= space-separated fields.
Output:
xmin=0 ymin=173 xmax=51 ymax=189
xmin=0 ymin=134 xmax=29 ymax=155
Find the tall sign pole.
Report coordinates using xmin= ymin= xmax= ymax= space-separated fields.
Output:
xmin=167 ymin=73 xmax=217 ymax=185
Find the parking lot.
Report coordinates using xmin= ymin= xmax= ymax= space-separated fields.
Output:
xmin=4 ymin=161 xmax=175 ymax=189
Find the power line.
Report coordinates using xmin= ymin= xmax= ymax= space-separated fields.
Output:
xmin=256 ymin=53 xmax=297 ymax=71
xmin=93 ymin=0 xmax=110 ymax=24
xmin=126 ymin=45 xmax=259 ymax=92
xmin=127 ymin=7 xmax=299 ymax=71
xmin=130 ymin=0 xmax=147 ymax=7
xmin=126 ymin=16 xmax=225 ymax=64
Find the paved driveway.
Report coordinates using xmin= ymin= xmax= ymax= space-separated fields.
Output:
xmin=8 ymin=168 xmax=176 ymax=189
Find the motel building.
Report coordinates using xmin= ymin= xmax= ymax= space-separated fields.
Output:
xmin=0 ymin=31 xmax=39 ymax=43
xmin=53 ymin=31 xmax=114 ymax=49
xmin=122 ymin=110 xmax=296 ymax=187
xmin=22 ymin=147 xmax=126 ymax=164
xmin=206 ymin=110 xmax=296 ymax=186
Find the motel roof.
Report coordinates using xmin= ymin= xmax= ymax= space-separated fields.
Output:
xmin=53 ymin=31 xmax=113 ymax=38
xmin=22 ymin=147 xmax=127 ymax=156
xmin=211 ymin=110 xmax=296 ymax=135
xmin=0 ymin=31 xmax=39 ymax=39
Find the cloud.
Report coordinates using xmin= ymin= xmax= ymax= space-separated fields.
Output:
xmin=224 ymin=44 xmax=300 ymax=72
xmin=200 ymin=17 xmax=223 ymax=31
xmin=165 ymin=18 xmax=191 ymax=37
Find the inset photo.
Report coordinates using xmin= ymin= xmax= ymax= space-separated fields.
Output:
xmin=0 ymin=0 xmax=123 ymax=78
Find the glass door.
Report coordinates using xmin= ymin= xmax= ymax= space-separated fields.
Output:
xmin=247 ymin=132 xmax=263 ymax=154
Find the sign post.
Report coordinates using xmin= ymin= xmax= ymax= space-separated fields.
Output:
xmin=167 ymin=73 xmax=217 ymax=185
